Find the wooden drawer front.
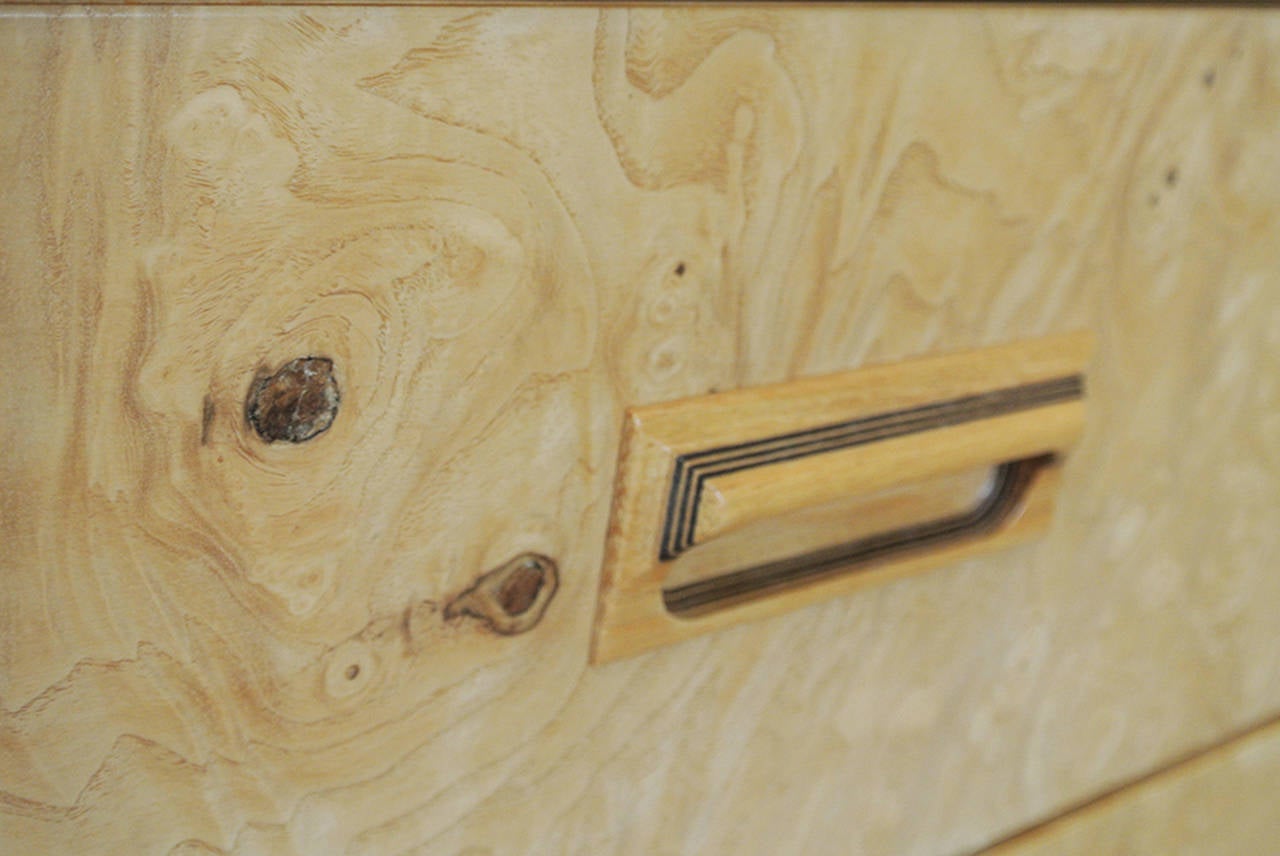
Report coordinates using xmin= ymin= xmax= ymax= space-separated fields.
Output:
xmin=2 ymin=7 xmax=1279 ymax=854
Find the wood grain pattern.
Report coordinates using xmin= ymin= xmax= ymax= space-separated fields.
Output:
xmin=987 ymin=714 xmax=1280 ymax=855
xmin=2 ymin=7 xmax=1279 ymax=855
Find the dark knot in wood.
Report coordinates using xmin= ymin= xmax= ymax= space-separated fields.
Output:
xmin=445 ymin=553 xmax=559 ymax=636
xmin=245 ymin=357 xmax=340 ymax=444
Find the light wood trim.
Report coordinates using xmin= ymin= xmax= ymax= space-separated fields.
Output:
xmin=592 ymin=333 xmax=1092 ymax=663
xmin=693 ymin=403 xmax=1085 ymax=546
xmin=635 ymin=332 xmax=1092 ymax=454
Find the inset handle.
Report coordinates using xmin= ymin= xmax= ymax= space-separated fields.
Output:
xmin=592 ymin=333 xmax=1091 ymax=664
xmin=662 ymin=456 xmax=1051 ymax=616
xmin=670 ymin=377 xmax=1083 ymax=552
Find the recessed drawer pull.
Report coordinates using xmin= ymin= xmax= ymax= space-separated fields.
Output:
xmin=592 ymin=333 xmax=1091 ymax=663
xmin=661 ymin=376 xmax=1083 ymax=558
xmin=662 ymin=457 xmax=1053 ymax=617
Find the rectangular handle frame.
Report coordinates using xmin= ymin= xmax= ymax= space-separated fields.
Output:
xmin=591 ymin=333 xmax=1092 ymax=664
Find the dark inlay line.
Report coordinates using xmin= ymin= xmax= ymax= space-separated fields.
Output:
xmin=671 ymin=380 xmax=1079 ymax=554
xmin=682 ymin=376 xmax=1082 ymax=471
xmin=662 ymin=455 xmax=1051 ymax=616
xmin=659 ymin=375 xmax=1083 ymax=559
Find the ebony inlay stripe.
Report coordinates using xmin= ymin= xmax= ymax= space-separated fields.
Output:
xmin=662 ymin=455 xmax=1051 ymax=616
xmin=658 ymin=375 xmax=1083 ymax=560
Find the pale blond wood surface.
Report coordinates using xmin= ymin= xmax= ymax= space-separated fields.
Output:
xmin=2 ymin=6 xmax=1279 ymax=855
xmin=987 ymin=715 xmax=1280 ymax=855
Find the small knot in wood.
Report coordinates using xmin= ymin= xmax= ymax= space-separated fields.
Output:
xmin=245 ymin=357 xmax=340 ymax=444
xmin=445 ymin=553 xmax=559 ymax=636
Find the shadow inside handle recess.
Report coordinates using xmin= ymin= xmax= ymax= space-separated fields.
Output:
xmin=661 ymin=455 xmax=1055 ymax=617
